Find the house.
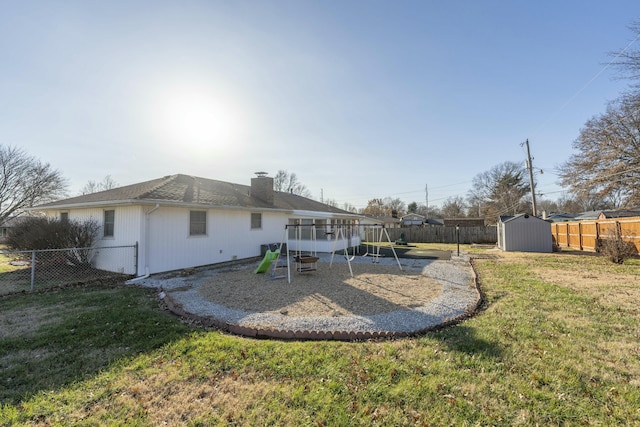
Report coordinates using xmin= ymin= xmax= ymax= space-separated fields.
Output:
xmin=400 ymin=213 xmax=425 ymax=226
xmin=442 ymin=218 xmax=485 ymax=227
xmin=424 ymin=218 xmax=445 ymax=226
xmin=497 ymin=213 xmax=553 ymax=253
xmin=574 ymin=209 xmax=640 ymax=221
xmin=540 ymin=212 xmax=576 ymax=222
xmin=596 ymin=209 xmax=640 ymax=220
xmin=360 ymin=214 xmax=401 ymax=229
xmin=0 ymin=216 xmax=30 ymax=243
xmin=32 ymin=173 xmax=361 ymax=277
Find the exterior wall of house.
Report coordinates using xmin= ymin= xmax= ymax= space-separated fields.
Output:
xmin=44 ymin=206 xmax=144 ymax=274
xmin=145 ymin=206 xmax=290 ymax=274
xmin=285 ymin=217 xmax=360 ymax=254
xmin=39 ymin=205 xmax=361 ymax=276
xmin=500 ymin=215 xmax=552 ymax=253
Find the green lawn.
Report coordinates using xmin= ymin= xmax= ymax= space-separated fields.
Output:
xmin=1 ymin=245 xmax=639 ymax=425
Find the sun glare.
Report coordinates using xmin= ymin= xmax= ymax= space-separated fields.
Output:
xmin=152 ymin=86 xmax=243 ymax=152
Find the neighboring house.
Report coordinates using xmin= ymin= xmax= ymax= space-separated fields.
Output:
xmin=442 ymin=218 xmax=484 ymax=227
xmin=574 ymin=209 xmax=640 ymax=221
xmin=596 ymin=209 xmax=640 ymax=220
xmin=401 ymin=213 xmax=425 ymax=226
xmin=540 ymin=212 xmax=576 ymax=222
xmin=0 ymin=216 xmax=30 ymax=243
xmin=424 ymin=218 xmax=445 ymax=226
xmin=360 ymin=215 xmax=401 ymax=229
xmin=32 ymin=173 xmax=361 ymax=277
xmin=497 ymin=213 xmax=553 ymax=253
xmin=573 ymin=210 xmax=602 ymax=221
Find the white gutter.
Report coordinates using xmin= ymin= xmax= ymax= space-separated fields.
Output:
xmin=125 ymin=204 xmax=160 ymax=284
xmin=292 ymin=210 xmax=363 ymax=220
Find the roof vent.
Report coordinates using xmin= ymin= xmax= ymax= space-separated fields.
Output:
xmin=254 ymin=171 xmax=268 ymax=178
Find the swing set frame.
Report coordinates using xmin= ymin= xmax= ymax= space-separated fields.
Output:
xmin=277 ymin=222 xmax=402 ymax=283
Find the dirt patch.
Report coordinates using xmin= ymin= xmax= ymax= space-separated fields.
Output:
xmin=0 ymin=305 xmax=64 ymax=339
xmin=198 ymin=261 xmax=442 ymax=317
xmin=533 ymin=268 xmax=640 ymax=312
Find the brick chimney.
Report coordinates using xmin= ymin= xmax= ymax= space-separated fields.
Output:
xmin=251 ymin=172 xmax=274 ymax=204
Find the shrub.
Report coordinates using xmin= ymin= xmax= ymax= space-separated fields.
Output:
xmin=597 ymin=225 xmax=638 ymax=264
xmin=6 ymin=217 xmax=101 ymax=261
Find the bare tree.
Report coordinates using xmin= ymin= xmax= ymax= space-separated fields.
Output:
xmin=382 ymin=197 xmax=406 ymax=217
xmin=362 ymin=198 xmax=386 ymax=216
xmin=610 ymin=20 xmax=640 ymax=85
xmin=441 ymin=196 xmax=467 ymax=218
xmin=559 ymin=91 xmax=640 ymax=208
xmin=0 ymin=145 xmax=67 ymax=223
xmin=273 ymin=170 xmax=312 ymax=198
xmin=555 ymin=192 xmax=610 ymax=214
xmin=467 ymin=161 xmax=529 ymax=223
xmin=341 ymin=202 xmax=358 ymax=213
xmin=79 ymin=175 xmax=118 ymax=195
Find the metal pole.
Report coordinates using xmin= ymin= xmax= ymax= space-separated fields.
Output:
xmin=525 ymin=139 xmax=538 ymax=217
xmin=134 ymin=241 xmax=139 ymax=276
xmin=30 ymin=250 xmax=36 ymax=291
xmin=456 ymin=224 xmax=460 ymax=257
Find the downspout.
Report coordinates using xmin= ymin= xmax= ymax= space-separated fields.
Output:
xmin=126 ymin=204 xmax=160 ymax=284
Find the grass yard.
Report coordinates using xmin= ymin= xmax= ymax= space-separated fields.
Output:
xmin=1 ymin=245 xmax=639 ymax=425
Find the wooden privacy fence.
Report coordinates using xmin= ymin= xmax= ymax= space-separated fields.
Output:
xmin=551 ymin=217 xmax=640 ymax=253
xmin=386 ymin=226 xmax=497 ymax=245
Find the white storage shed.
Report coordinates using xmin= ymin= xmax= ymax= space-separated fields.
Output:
xmin=497 ymin=213 xmax=553 ymax=253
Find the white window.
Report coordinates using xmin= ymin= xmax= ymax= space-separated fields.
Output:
xmin=104 ymin=210 xmax=115 ymax=237
xmin=251 ymin=213 xmax=262 ymax=229
xmin=190 ymin=211 xmax=207 ymax=236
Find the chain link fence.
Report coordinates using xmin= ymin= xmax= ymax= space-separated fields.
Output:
xmin=0 ymin=244 xmax=137 ymax=295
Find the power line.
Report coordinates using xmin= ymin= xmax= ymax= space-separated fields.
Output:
xmin=533 ymin=31 xmax=640 ymax=133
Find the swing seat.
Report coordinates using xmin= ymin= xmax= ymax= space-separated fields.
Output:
xmin=295 ymin=255 xmax=319 ymax=263
xmin=295 ymin=255 xmax=318 ymax=273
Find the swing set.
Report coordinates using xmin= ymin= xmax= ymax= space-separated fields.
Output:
xmin=273 ymin=222 xmax=401 ymax=283
xmin=329 ymin=224 xmax=401 ymax=276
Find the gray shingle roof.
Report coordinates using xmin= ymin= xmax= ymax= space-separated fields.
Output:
xmin=35 ymin=174 xmax=353 ymax=214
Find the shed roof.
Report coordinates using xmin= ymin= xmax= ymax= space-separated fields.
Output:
xmin=499 ymin=213 xmax=548 ymax=224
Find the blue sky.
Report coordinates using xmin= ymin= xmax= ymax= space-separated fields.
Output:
xmin=2 ymin=1 xmax=639 ymax=210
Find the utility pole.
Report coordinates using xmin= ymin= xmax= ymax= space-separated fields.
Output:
xmin=524 ymin=139 xmax=538 ymax=217
xmin=425 ymin=184 xmax=428 ymax=219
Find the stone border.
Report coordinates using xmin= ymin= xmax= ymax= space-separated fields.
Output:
xmin=158 ymin=258 xmax=483 ymax=341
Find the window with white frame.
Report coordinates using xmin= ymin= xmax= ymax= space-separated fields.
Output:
xmin=103 ymin=210 xmax=115 ymax=237
xmin=190 ymin=211 xmax=207 ymax=236
xmin=251 ymin=213 xmax=262 ymax=229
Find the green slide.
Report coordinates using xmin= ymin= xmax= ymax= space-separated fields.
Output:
xmin=254 ymin=249 xmax=280 ymax=274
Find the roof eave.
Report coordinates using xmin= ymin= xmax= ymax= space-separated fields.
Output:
xmin=292 ymin=209 xmax=364 ymax=220
xmin=29 ymin=199 xmax=302 ymax=214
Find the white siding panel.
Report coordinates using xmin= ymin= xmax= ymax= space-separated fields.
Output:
xmin=146 ymin=208 xmax=290 ymax=274
xmin=43 ymin=206 xmax=143 ymax=274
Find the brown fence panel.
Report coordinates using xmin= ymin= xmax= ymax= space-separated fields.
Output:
xmin=552 ymin=216 xmax=640 ymax=254
xmin=385 ymin=226 xmax=497 ymax=244
xmin=553 ymin=223 xmax=568 ymax=247
xmin=568 ymin=223 xmax=581 ymax=249
xmin=580 ymin=222 xmax=598 ymax=251
xmin=620 ymin=218 xmax=640 ymax=252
